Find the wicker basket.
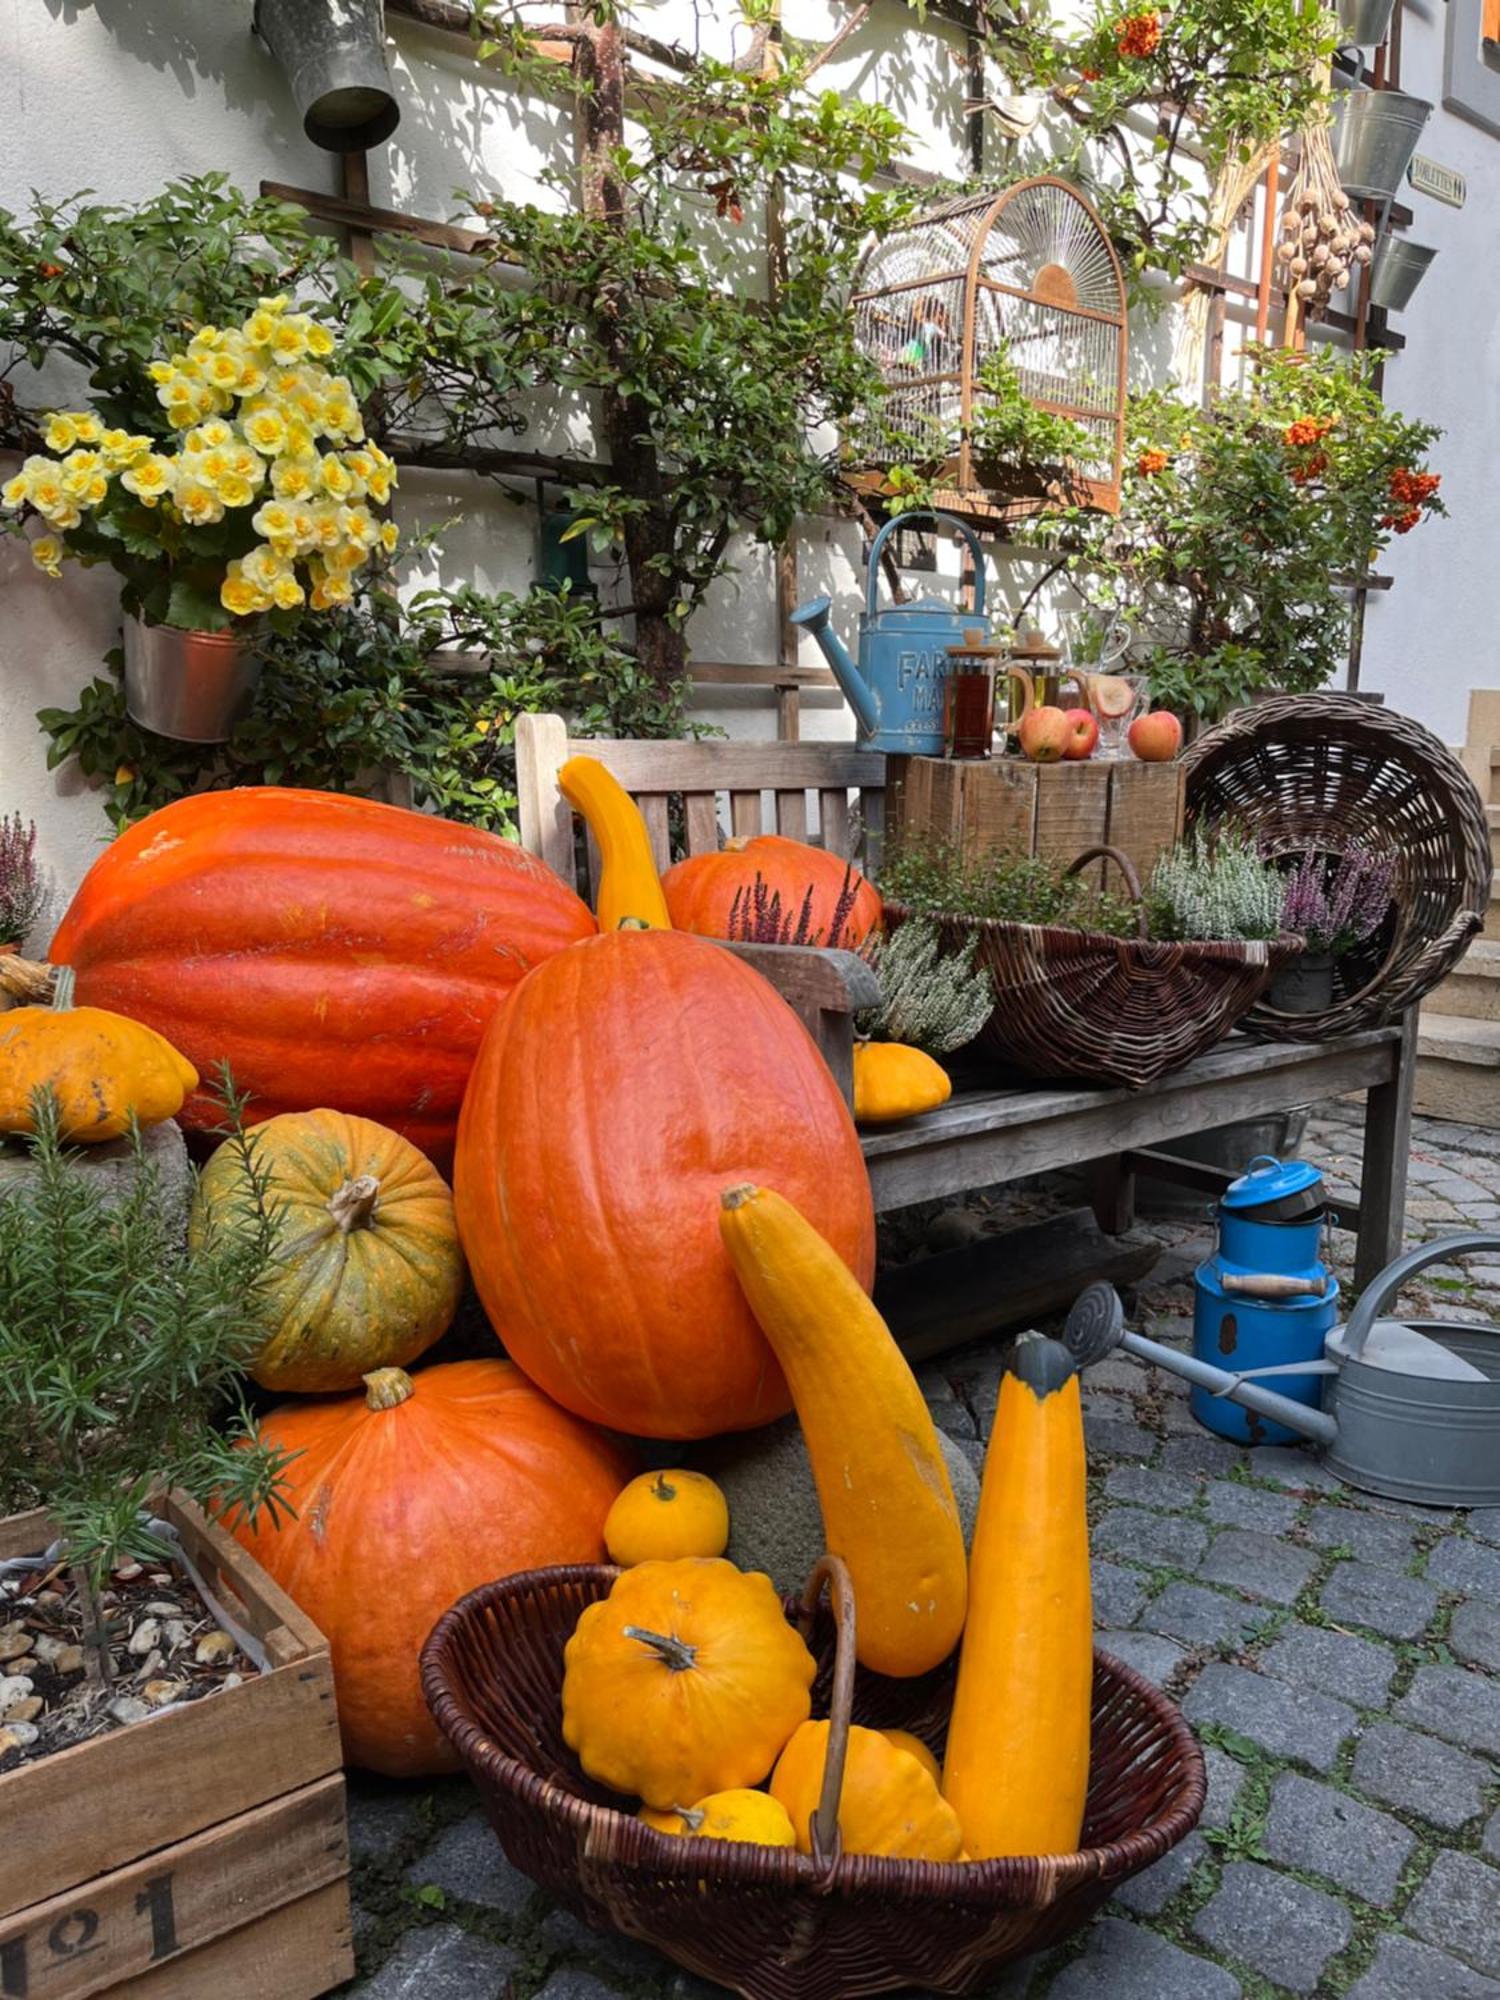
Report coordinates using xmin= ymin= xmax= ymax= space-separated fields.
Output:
xmin=421 ymin=1556 xmax=1205 ymax=2000
xmin=886 ymin=844 xmax=1302 ymax=1090
xmin=1183 ymin=695 xmax=1490 ymax=1042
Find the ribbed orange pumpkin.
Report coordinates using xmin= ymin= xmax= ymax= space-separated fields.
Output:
xmin=229 ymin=1361 xmax=633 ymax=1775
xmin=661 ymin=836 xmax=882 ymax=947
xmin=49 ymin=788 xmax=595 ymax=1164
xmin=454 ymin=928 xmax=875 ymax=1439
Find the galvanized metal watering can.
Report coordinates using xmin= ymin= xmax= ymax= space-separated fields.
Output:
xmin=789 ymin=510 xmax=990 ymax=754
xmin=1067 ymin=1231 xmax=1500 ymax=1507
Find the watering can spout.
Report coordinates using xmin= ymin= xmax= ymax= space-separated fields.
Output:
xmin=789 ymin=595 xmax=881 ymax=737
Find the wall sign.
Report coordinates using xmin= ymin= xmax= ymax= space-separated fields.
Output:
xmin=1407 ymin=156 xmax=1468 ymax=207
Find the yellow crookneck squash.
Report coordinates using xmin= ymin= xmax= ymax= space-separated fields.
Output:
xmin=605 ymin=1468 xmax=730 ymax=1567
xmin=638 ymin=1789 xmax=797 ymax=1847
xmin=852 ymin=1042 xmax=952 ymax=1124
xmin=561 ymin=1556 xmax=815 ymax=1809
xmin=942 ymin=1332 xmax=1092 ymax=1860
xmin=718 ymin=1184 xmax=967 ymax=1678
xmin=558 ymin=754 xmax=672 ymax=931
xmin=771 ymin=1720 xmax=964 ymax=1862
xmin=0 ymin=966 xmax=197 ymax=1142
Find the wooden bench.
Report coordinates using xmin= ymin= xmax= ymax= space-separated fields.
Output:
xmin=515 ymin=713 xmax=1417 ymax=1293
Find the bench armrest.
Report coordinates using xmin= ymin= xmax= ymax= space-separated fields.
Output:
xmin=721 ymin=944 xmax=880 ymax=1108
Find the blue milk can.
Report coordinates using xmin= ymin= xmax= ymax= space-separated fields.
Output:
xmin=788 ymin=509 xmax=991 ymax=754
xmin=1192 ymin=1156 xmax=1339 ymax=1445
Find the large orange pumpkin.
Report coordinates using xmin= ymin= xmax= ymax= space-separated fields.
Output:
xmin=661 ymin=836 xmax=882 ymax=947
xmin=454 ymin=928 xmax=876 ymax=1439
xmin=50 ymin=788 xmax=595 ymax=1163
xmin=230 ymin=1361 xmax=633 ymax=1775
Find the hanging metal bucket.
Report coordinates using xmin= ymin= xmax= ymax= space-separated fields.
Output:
xmin=1369 ymin=238 xmax=1438 ymax=312
xmin=122 ymin=616 xmax=263 ymax=744
xmin=1331 ymin=88 xmax=1433 ymax=200
xmin=254 ymin=0 xmax=401 ymax=153
xmin=1335 ymin=0 xmax=1396 ymax=46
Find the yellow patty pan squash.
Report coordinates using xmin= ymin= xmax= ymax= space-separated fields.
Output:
xmin=771 ymin=1720 xmax=964 ymax=1862
xmin=605 ymin=1468 xmax=730 ymax=1567
xmin=0 ymin=968 xmax=196 ymax=1142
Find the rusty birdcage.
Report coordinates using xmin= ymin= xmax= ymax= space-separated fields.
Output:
xmin=849 ymin=176 xmax=1128 ymax=523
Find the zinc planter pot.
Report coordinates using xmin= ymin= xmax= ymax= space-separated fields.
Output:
xmin=1268 ymin=949 xmax=1336 ymax=1017
xmin=1335 ymin=0 xmax=1397 ymax=45
xmin=123 ymin=616 xmax=263 ymax=744
xmin=253 ymin=0 xmax=401 ymax=153
xmin=1331 ymin=88 xmax=1433 ymax=201
xmin=1369 ymin=237 xmax=1438 ymax=312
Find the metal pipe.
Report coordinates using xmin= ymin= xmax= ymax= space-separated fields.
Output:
xmin=1118 ymin=1330 xmax=1339 ymax=1445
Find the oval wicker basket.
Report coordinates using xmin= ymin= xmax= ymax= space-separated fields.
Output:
xmin=421 ymin=1558 xmax=1205 ymax=2000
xmin=886 ymin=844 xmax=1302 ymax=1090
xmin=1183 ymin=695 xmax=1490 ymax=1042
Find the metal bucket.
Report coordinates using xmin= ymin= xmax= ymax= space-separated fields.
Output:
xmin=1369 ymin=238 xmax=1437 ymax=313
xmin=254 ymin=0 xmax=401 ymax=153
xmin=1335 ymin=0 xmax=1396 ymax=45
xmin=123 ymin=617 xmax=263 ymax=743
xmin=1331 ymin=88 xmax=1433 ymax=200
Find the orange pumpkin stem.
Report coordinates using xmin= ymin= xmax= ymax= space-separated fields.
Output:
xmin=650 ymin=1472 xmax=678 ymax=1502
xmin=720 ymin=1183 xmax=757 ymax=1211
xmin=363 ymin=1367 xmax=415 ymax=1411
xmin=623 ymin=1624 xmax=698 ymax=1672
xmin=49 ymin=966 xmax=76 ymax=1011
xmin=329 ymin=1174 xmax=381 ymax=1234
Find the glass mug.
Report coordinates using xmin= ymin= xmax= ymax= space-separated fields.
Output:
xmin=943 ymin=652 xmax=1035 ymax=759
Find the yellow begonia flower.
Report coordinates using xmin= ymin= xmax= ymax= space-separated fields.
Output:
xmin=379 ymin=520 xmax=399 ymax=554
xmin=42 ymin=499 xmax=81 ymax=530
xmin=176 ymin=482 xmax=225 ymax=526
xmin=189 ymin=325 xmax=225 ymax=353
xmin=122 ymin=455 xmax=176 ymax=504
xmin=308 ymin=502 xmax=345 ymax=549
xmin=188 ymin=420 xmax=235 ymax=453
xmin=2 ymin=472 xmax=31 ymax=510
xmin=320 ymin=456 xmax=354 ymax=500
xmin=148 ymin=361 xmax=176 ymax=386
xmin=237 ymin=360 xmax=269 ymax=398
xmin=269 ymin=319 xmax=309 ymax=364
xmin=305 ymin=323 xmax=336 ymax=358
xmin=43 ymin=415 xmax=78 ymax=452
xmin=341 ymin=505 xmax=377 ymax=547
xmin=271 ymin=456 xmax=318 ymax=499
xmin=221 ymin=561 xmax=271 ymax=617
xmin=30 ymin=536 xmax=64 ymax=575
xmin=240 ymin=546 xmax=289 ymax=590
xmin=271 ymin=572 xmax=306 ymax=609
xmin=243 ymin=408 xmax=288 ymax=455
xmin=205 ymin=351 xmax=246 ymax=391
xmin=100 ymin=430 xmax=150 ymax=469
xmin=366 ymin=470 xmax=394 ymax=504
xmin=310 ymin=572 xmax=354 ymax=610
xmin=60 ymin=451 xmax=106 ymax=503
xmin=251 ymin=500 xmax=298 ymax=543
xmin=283 ymin=419 xmax=316 ymax=458
xmin=216 ymin=473 xmax=257 ymax=509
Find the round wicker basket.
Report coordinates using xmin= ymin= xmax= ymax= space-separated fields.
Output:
xmin=1183 ymin=695 xmax=1489 ymax=1042
xmin=422 ymin=1559 xmax=1206 ymax=1999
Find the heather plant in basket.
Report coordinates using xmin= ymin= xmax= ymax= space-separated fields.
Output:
xmin=879 ymin=838 xmax=1137 ymax=938
xmin=0 ymin=814 xmax=45 ymax=947
xmin=726 ymin=867 xmax=864 ymax=948
xmin=1278 ymin=847 xmax=1395 ymax=958
xmin=1146 ymin=828 xmax=1284 ymax=943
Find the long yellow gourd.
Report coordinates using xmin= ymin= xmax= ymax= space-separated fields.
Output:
xmin=557 ymin=754 xmax=672 ymax=931
xmin=941 ymin=1332 xmax=1091 ymax=1859
xmin=718 ymin=1183 xmax=967 ymax=1677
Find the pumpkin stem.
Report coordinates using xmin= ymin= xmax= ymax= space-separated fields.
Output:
xmin=650 ymin=1472 xmax=678 ymax=1503
xmin=363 ymin=1367 xmax=415 ymax=1411
xmin=724 ymin=835 xmax=752 ymax=852
xmin=719 ymin=1184 xmax=759 ymax=1212
xmin=50 ymin=965 xmax=76 ymax=1011
xmin=622 ymin=1624 xmax=698 ymax=1672
xmin=674 ymin=1804 xmax=706 ymax=1832
xmin=617 ymin=916 xmax=653 ymax=931
xmin=329 ymin=1175 xmax=380 ymax=1233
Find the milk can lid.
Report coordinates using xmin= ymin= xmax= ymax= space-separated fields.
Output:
xmin=1222 ymin=1155 xmax=1325 ymax=1210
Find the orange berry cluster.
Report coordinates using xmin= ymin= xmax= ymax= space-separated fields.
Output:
xmin=1136 ymin=448 xmax=1170 ymax=476
xmin=1283 ymin=417 xmax=1334 ymax=448
xmin=1380 ymin=466 xmax=1440 ymax=535
xmin=1290 ymin=452 xmax=1328 ymax=487
xmin=1116 ymin=11 xmax=1161 ymax=58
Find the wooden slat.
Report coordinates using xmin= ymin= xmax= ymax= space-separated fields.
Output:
xmin=689 ymin=662 xmax=836 ymax=687
xmin=775 ymin=789 xmax=809 ymax=840
xmin=114 ymin=1880 xmax=352 ymax=2000
xmin=861 ymin=784 xmax=887 ymax=874
xmin=562 ymin=736 xmax=882 ymax=793
xmin=259 ymin=181 xmax=501 ymax=259
xmin=1103 ymin=760 xmax=1185 ymax=896
xmin=683 ymin=792 xmax=721 ymax=855
xmin=637 ymin=793 xmax=672 ymax=873
xmin=159 ymin=1496 xmax=328 ymax=1661
xmin=724 ymin=944 xmax=880 ymax=1107
xmin=730 ymin=791 xmax=762 ymax=838
xmin=1034 ymin=762 xmax=1111 ymax=881
xmin=515 ymin=712 xmax=574 ymax=882
xmin=820 ymin=789 xmax=852 ymax=858
xmin=958 ymin=760 xmax=1035 ymax=864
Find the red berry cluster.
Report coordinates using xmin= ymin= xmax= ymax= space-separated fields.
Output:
xmin=1380 ymin=465 xmax=1440 ymax=534
xmin=1116 ymin=11 xmax=1162 ymax=58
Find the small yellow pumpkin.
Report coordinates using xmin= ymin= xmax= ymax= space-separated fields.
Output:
xmin=852 ymin=1042 xmax=952 ymax=1124
xmin=638 ymin=1789 xmax=797 ymax=1847
xmin=605 ymin=1469 xmax=730 ymax=1567
xmin=770 ymin=1720 xmax=964 ymax=1862
xmin=881 ymin=1729 xmax=941 ymax=1788
xmin=0 ymin=967 xmax=197 ymax=1142
xmin=562 ymin=1557 xmax=816 ymax=1809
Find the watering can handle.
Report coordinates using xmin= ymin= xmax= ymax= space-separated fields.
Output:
xmin=1342 ymin=1232 xmax=1500 ymax=1359
xmin=865 ymin=510 xmax=987 ymax=622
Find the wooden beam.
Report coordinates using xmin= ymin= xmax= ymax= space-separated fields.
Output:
xmin=260 ymin=180 xmax=502 ymax=258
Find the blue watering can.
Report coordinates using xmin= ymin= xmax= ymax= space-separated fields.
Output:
xmin=790 ymin=510 xmax=990 ymax=754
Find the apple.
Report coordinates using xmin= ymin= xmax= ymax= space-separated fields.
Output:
xmin=1091 ymin=674 xmax=1138 ymax=720
xmin=1018 ymin=705 xmax=1072 ymax=763
xmin=1062 ymin=710 xmax=1099 ymax=760
xmin=1127 ymin=710 xmax=1184 ymax=762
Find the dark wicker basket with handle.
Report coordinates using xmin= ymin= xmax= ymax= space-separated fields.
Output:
xmin=1183 ymin=694 xmax=1490 ymax=1041
xmin=886 ymin=844 xmax=1302 ymax=1091
xmin=421 ymin=1555 xmax=1205 ymax=2000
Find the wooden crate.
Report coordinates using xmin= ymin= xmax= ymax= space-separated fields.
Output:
xmin=887 ymin=755 xmax=1185 ymax=896
xmin=0 ymin=1496 xmax=351 ymax=2000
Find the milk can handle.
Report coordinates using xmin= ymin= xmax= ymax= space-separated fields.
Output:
xmin=865 ymin=510 xmax=988 ymax=621
xmin=1342 ymin=1232 xmax=1500 ymax=1359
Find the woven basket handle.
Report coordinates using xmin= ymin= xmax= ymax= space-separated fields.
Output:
xmin=797 ymin=1553 xmax=857 ymax=1877
xmin=1387 ymin=909 xmax=1483 ymax=1013
xmin=1065 ymin=845 xmax=1149 ymax=939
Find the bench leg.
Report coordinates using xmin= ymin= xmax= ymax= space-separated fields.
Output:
xmin=1354 ymin=1006 xmax=1417 ymax=1292
xmin=1091 ymin=1154 xmax=1137 ymax=1236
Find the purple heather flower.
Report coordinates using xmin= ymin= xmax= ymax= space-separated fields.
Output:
xmin=1279 ymin=847 xmax=1394 ymax=957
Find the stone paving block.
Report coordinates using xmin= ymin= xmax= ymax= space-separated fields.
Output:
xmin=347 ymin=1784 xmax=429 ymax=1867
xmin=404 ymin=1815 xmax=532 ymax=1917
xmin=536 ymin=1906 xmax=668 ymax=1982
xmin=1203 ymin=1481 xmax=1300 ymax=1534
xmin=1406 ymin=1851 xmax=1500 ymax=1977
xmin=1047 ymin=1917 xmax=1242 ymax=1999
xmin=1397 ymin=1664 xmax=1500 ymax=1756
xmin=1259 ymin=1621 xmax=1397 ymax=1711
xmin=1470 ymin=1510 xmax=1500 ymax=1546
xmin=1487 ymin=1807 xmax=1500 ymax=1865
xmin=1104 ymin=1464 xmax=1201 ymax=1512
xmin=535 ymin=1975 xmax=630 ymax=1999
xmin=1302 ymin=1503 xmax=1420 ymax=1568
xmin=1346 ymin=1934 xmax=1500 ymax=2000
xmin=1183 ymin=1664 xmax=1357 ymax=1772
xmin=1192 ymin=1859 xmax=1351 ymax=1994
xmin=1199 ymin=1528 xmax=1318 ymax=1605
xmin=1092 ymin=1560 xmax=1150 ymax=1628
xmin=1320 ymin=1560 xmax=1440 ymax=1640
xmin=1245 ymin=1445 xmax=1342 ymax=1492
xmin=1159 ymin=1434 xmax=1253 ymax=1479
xmin=1350 ymin=1722 xmax=1492 ymax=1832
xmin=1261 ymin=1772 xmax=1416 ymax=1907
xmin=1110 ymin=1830 xmax=1208 ymax=1915
xmin=1139 ymin=1580 xmax=1268 ymax=1650
xmin=1428 ymin=1534 xmax=1500 ymax=1601
xmin=352 ymin=1926 xmax=521 ymax=1997
xmin=1201 ymin=1744 xmax=1247 ymax=1830
xmin=1095 ymin=1506 xmax=1209 ymax=1571
xmin=1095 ymin=1628 xmax=1186 ymax=1688
xmin=1084 ymin=1412 xmax=1158 ymax=1460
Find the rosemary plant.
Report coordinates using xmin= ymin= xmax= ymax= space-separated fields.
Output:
xmin=857 ymin=919 xmax=992 ymax=1055
xmin=879 ymin=838 xmax=1138 ymax=938
xmin=1146 ymin=828 xmax=1285 ymax=942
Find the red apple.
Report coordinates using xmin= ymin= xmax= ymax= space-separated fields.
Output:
xmin=1018 ymin=705 xmax=1072 ymax=763
xmin=1062 ymin=710 xmax=1099 ymax=760
xmin=1127 ymin=710 xmax=1184 ymax=762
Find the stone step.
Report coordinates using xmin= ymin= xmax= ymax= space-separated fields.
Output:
xmin=1490 ymin=805 xmax=1500 ymax=869
xmin=1484 ymin=872 xmax=1500 ymax=940
xmin=1425 ymin=941 xmax=1500 ymax=1021
xmin=1415 ymin=1014 xmax=1500 ymax=1128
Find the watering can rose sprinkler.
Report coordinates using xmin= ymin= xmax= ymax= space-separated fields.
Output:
xmin=790 ymin=510 xmax=992 ymax=755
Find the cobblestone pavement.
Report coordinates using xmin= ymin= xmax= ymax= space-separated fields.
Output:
xmin=342 ymin=1099 xmax=1500 ymax=1999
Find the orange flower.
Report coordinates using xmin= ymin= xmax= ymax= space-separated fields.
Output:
xmin=1117 ymin=12 xmax=1161 ymax=58
xmin=1136 ymin=447 xmax=1170 ymax=476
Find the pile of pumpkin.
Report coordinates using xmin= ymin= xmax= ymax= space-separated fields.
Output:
xmin=0 ymin=765 xmax=1090 ymax=1864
